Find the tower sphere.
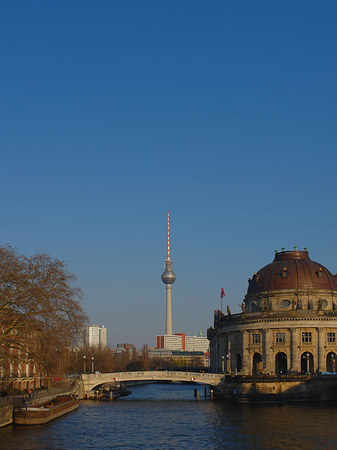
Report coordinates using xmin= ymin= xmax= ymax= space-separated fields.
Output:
xmin=161 ymin=259 xmax=176 ymax=284
xmin=161 ymin=269 xmax=176 ymax=284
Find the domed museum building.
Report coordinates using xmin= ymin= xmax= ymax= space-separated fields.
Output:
xmin=208 ymin=248 xmax=337 ymax=377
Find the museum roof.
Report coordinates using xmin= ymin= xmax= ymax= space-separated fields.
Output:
xmin=247 ymin=249 xmax=337 ymax=294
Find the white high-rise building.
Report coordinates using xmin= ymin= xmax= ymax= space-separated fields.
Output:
xmin=156 ymin=334 xmax=183 ymax=350
xmin=99 ymin=326 xmax=107 ymax=349
xmin=185 ymin=336 xmax=209 ymax=353
xmin=84 ymin=325 xmax=107 ymax=348
xmin=156 ymin=332 xmax=209 ymax=353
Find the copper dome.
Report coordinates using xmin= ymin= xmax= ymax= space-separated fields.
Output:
xmin=247 ymin=250 xmax=337 ymax=294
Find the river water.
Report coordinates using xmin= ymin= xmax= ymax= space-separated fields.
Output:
xmin=1 ymin=383 xmax=337 ymax=450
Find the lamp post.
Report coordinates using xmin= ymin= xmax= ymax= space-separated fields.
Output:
xmin=83 ymin=355 xmax=86 ymax=373
xmin=91 ymin=356 xmax=95 ymax=374
xmin=306 ymin=352 xmax=310 ymax=374
xmin=221 ymin=356 xmax=225 ymax=374
xmin=226 ymin=353 xmax=231 ymax=374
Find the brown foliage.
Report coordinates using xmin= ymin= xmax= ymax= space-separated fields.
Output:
xmin=67 ymin=347 xmax=128 ymax=374
xmin=0 ymin=245 xmax=87 ymax=374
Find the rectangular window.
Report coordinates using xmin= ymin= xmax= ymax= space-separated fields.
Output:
xmin=276 ymin=332 xmax=285 ymax=343
xmin=252 ymin=334 xmax=261 ymax=344
xmin=302 ymin=332 xmax=312 ymax=343
xmin=328 ymin=332 xmax=336 ymax=343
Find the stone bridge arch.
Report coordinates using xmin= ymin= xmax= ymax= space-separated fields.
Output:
xmin=81 ymin=371 xmax=223 ymax=397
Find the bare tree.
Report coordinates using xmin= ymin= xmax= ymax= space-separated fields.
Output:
xmin=0 ymin=245 xmax=87 ymax=376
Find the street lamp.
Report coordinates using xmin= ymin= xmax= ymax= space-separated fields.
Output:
xmin=331 ymin=353 xmax=335 ymax=373
xmin=83 ymin=355 xmax=86 ymax=373
xmin=306 ymin=352 xmax=310 ymax=374
xmin=91 ymin=356 xmax=95 ymax=374
xmin=226 ymin=353 xmax=230 ymax=374
xmin=221 ymin=356 xmax=225 ymax=374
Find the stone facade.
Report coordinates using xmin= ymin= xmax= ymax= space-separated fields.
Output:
xmin=208 ymin=249 xmax=337 ymax=376
xmin=0 ymin=401 xmax=13 ymax=428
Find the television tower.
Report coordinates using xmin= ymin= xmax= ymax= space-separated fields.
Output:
xmin=161 ymin=211 xmax=176 ymax=335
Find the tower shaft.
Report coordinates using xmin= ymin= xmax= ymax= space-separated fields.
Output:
xmin=165 ymin=284 xmax=172 ymax=335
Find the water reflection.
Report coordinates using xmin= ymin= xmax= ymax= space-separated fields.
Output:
xmin=1 ymin=384 xmax=337 ymax=450
xmin=209 ymin=401 xmax=337 ymax=450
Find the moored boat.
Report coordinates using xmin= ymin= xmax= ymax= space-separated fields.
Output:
xmin=116 ymin=384 xmax=132 ymax=397
xmin=14 ymin=394 xmax=79 ymax=425
xmin=97 ymin=390 xmax=120 ymax=400
xmin=89 ymin=383 xmax=132 ymax=400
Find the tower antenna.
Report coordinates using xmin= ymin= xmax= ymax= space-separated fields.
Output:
xmin=167 ymin=211 xmax=170 ymax=260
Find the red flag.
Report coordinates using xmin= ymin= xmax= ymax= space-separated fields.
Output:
xmin=221 ymin=288 xmax=225 ymax=298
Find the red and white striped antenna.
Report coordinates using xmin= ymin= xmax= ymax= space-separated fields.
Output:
xmin=167 ymin=211 xmax=170 ymax=260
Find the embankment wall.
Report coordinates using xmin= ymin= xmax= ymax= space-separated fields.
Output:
xmin=217 ymin=376 xmax=337 ymax=402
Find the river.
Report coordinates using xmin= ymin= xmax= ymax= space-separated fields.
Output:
xmin=1 ymin=383 xmax=337 ymax=449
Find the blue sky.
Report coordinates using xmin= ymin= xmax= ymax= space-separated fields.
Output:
xmin=1 ymin=1 xmax=337 ymax=347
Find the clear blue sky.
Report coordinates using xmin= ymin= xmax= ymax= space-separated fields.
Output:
xmin=1 ymin=1 xmax=337 ymax=348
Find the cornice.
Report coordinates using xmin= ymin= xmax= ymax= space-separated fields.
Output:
xmin=246 ymin=288 xmax=337 ymax=297
xmin=241 ymin=316 xmax=337 ymax=325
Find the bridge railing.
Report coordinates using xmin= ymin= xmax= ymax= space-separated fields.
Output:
xmin=82 ymin=370 xmax=221 ymax=377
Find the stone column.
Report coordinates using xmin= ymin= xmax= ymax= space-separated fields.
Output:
xmin=217 ymin=331 xmax=222 ymax=372
xmin=317 ymin=328 xmax=325 ymax=373
xmin=227 ymin=335 xmax=231 ymax=374
xmin=247 ymin=333 xmax=252 ymax=375
xmin=241 ymin=330 xmax=249 ymax=375
xmin=290 ymin=328 xmax=300 ymax=374
xmin=216 ymin=331 xmax=224 ymax=373
xmin=220 ymin=331 xmax=226 ymax=373
xmin=264 ymin=329 xmax=272 ymax=373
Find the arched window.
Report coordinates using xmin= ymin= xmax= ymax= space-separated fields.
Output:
xmin=326 ymin=352 xmax=336 ymax=372
xmin=251 ymin=303 xmax=258 ymax=312
xmin=252 ymin=353 xmax=262 ymax=374
xmin=236 ymin=354 xmax=242 ymax=373
xmin=275 ymin=352 xmax=287 ymax=375
xmin=301 ymin=352 xmax=314 ymax=374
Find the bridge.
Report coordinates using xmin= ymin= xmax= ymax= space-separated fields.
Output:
xmin=81 ymin=371 xmax=223 ymax=397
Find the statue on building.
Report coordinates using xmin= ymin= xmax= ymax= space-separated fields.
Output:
xmin=262 ymin=298 xmax=269 ymax=311
xmin=218 ymin=310 xmax=225 ymax=319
